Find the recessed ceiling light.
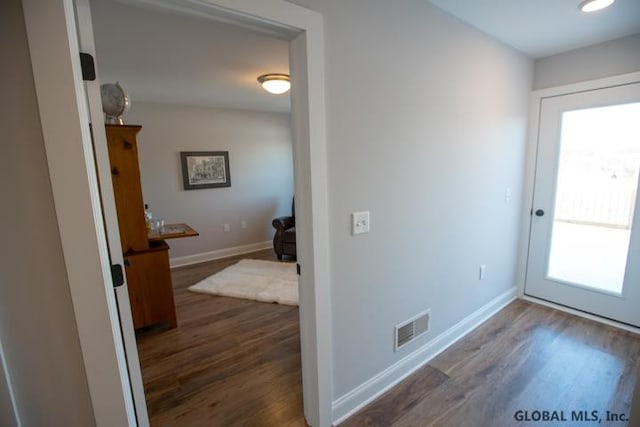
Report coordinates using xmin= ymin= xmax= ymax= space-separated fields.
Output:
xmin=257 ymin=73 xmax=290 ymax=95
xmin=579 ymin=0 xmax=615 ymax=12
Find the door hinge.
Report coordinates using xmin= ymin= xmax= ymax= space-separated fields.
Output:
xmin=296 ymin=263 xmax=301 ymax=276
xmin=79 ymin=52 xmax=96 ymax=81
xmin=111 ymin=264 xmax=124 ymax=288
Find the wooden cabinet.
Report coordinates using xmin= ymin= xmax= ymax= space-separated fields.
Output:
xmin=105 ymin=125 xmax=148 ymax=253
xmin=125 ymin=241 xmax=177 ymax=329
xmin=105 ymin=125 xmax=177 ymax=329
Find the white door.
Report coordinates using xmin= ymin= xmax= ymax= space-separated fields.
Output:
xmin=73 ymin=0 xmax=149 ymax=423
xmin=525 ymin=82 xmax=640 ymax=327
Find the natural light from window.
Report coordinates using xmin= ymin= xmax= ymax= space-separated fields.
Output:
xmin=547 ymin=102 xmax=640 ymax=294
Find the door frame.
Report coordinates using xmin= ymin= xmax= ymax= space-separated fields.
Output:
xmin=516 ymin=70 xmax=640 ymax=333
xmin=21 ymin=0 xmax=332 ymax=426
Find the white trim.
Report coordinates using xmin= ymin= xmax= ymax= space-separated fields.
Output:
xmin=170 ymin=241 xmax=272 ymax=268
xmin=516 ymin=70 xmax=640 ymax=298
xmin=0 ymin=337 xmax=20 ymax=427
xmin=73 ymin=0 xmax=150 ymax=422
xmin=332 ymin=286 xmax=518 ymax=425
xmin=289 ymin=28 xmax=333 ymax=427
xmin=21 ymin=0 xmax=137 ymax=425
xmin=521 ymin=295 xmax=640 ymax=335
xmin=531 ymin=71 xmax=640 ymax=98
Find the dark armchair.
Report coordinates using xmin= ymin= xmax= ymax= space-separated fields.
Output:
xmin=272 ymin=198 xmax=296 ymax=260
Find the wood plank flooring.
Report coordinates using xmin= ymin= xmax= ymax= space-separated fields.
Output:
xmin=341 ymin=299 xmax=640 ymax=427
xmin=137 ymin=255 xmax=640 ymax=427
xmin=135 ymin=249 xmax=307 ymax=427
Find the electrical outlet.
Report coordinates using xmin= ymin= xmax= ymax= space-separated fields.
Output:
xmin=241 ymin=221 xmax=247 ymax=229
xmin=352 ymin=211 xmax=370 ymax=235
xmin=224 ymin=224 xmax=230 ymax=232
xmin=479 ymin=265 xmax=486 ymax=280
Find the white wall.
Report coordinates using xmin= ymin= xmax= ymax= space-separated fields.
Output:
xmin=0 ymin=0 xmax=95 ymax=424
xmin=534 ymin=33 xmax=640 ymax=90
xmin=288 ymin=0 xmax=533 ymax=400
xmin=126 ymin=102 xmax=294 ymax=259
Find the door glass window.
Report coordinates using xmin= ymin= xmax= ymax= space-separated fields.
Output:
xmin=547 ymin=102 xmax=640 ymax=294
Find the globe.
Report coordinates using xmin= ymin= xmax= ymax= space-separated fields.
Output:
xmin=100 ymin=82 xmax=130 ymax=124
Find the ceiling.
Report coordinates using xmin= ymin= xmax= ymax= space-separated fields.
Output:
xmin=91 ymin=0 xmax=290 ymax=113
xmin=427 ymin=0 xmax=640 ymax=58
xmin=91 ymin=0 xmax=639 ymax=114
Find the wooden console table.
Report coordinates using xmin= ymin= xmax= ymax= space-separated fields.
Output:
xmin=148 ymin=223 xmax=199 ymax=241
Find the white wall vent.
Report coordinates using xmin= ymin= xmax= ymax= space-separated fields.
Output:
xmin=394 ymin=309 xmax=430 ymax=351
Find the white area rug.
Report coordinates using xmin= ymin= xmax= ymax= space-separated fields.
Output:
xmin=188 ymin=259 xmax=298 ymax=306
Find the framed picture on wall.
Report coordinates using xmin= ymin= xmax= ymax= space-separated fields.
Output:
xmin=180 ymin=151 xmax=231 ymax=190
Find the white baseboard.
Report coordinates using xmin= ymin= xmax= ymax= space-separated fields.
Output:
xmin=169 ymin=240 xmax=272 ymax=268
xmin=332 ymin=286 xmax=519 ymax=425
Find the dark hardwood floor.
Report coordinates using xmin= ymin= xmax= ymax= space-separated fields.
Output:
xmin=341 ymin=299 xmax=640 ymax=427
xmin=135 ymin=249 xmax=307 ymax=427
xmin=136 ymin=255 xmax=640 ymax=427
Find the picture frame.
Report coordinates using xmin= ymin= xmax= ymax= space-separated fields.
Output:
xmin=180 ymin=151 xmax=231 ymax=190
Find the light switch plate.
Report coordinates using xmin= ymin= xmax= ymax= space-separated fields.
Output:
xmin=505 ymin=186 xmax=512 ymax=203
xmin=352 ymin=211 xmax=370 ymax=235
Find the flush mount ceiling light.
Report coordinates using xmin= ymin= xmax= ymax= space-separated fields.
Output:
xmin=579 ymin=0 xmax=615 ymax=12
xmin=257 ymin=73 xmax=290 ymax=94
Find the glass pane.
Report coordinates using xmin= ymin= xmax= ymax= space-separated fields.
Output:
xmin=547 ymin=102 xmax=640 ymax=294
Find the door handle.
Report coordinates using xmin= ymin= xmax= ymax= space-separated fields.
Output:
xmin=535 ymin=209 xmax=545 ymax=217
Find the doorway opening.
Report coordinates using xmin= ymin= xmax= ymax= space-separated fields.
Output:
xmin=90 ymin=1 xmax=302 ymax=423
